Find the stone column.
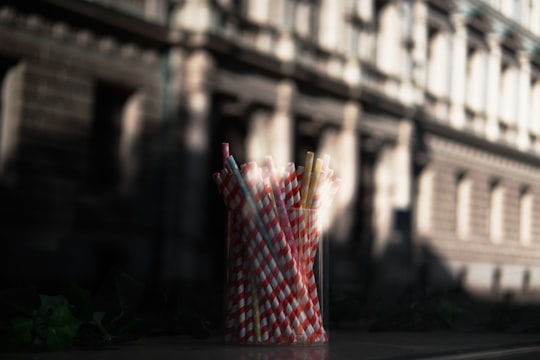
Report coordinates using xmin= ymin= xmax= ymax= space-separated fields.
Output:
xmin=383 ymin=119 xmax=415 ymax=287
xmin=516 ymin=51 xmax=531 ymax=150
xmin=449 ymin=13 xmax=467 ymax=129
xmin=246 ymin=109 xmax=271 ymax=163
xmin=319 ymin=101 xmax=361 ymax=244
xmin=270 ymin=80 xmax=295 ymax=167
xmin=320 ymin=101 xmax=361 ymax=285
xmin=485 ymin=32 xmax=502 ymax=141
xmin=176 ymin=49 xmax=214 ymax=284
xmin=373 ymin=144 xmax=394 ymax=258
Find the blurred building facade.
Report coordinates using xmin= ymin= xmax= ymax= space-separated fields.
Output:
xmin=1 ymin=0 xmax=540 ymax=301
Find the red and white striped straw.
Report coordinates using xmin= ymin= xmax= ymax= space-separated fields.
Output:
xmin=218 ymin=168 xmax=297 ymax=342
xmin=243 ymin=162 xmax=311 ymax=339
xmin=244 ymin=164 xmax=324 ymax=341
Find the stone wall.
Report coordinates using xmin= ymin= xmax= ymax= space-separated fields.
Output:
xmin=0 ymin=3 xmax=165 ymax=290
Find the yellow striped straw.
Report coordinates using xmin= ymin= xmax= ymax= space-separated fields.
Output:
xmin=251 ymin=275 xmax=261 ymax=342
xmin=306 ymin=158 xmax=323 ymax=208
xmin=300 ymin=151 xmax=314 ymax=208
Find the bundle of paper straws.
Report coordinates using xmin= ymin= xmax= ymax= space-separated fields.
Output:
xmin=213 ymin=143 xmax=340 ymax=344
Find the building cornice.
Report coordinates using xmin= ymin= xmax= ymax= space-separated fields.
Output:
xmin=469 ymin=0 xmax=540 ymax=54
xmin=416 ymin=110 xmax=540 ymax=168
xmin=5 ymin=0 xmax=170 ymax=49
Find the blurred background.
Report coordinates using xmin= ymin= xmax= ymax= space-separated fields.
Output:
xmin=1 ymin=0 xmax=540 ymax=335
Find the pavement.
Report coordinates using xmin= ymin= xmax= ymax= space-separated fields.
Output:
xmin=2 ymin=331 xmax=540 ymax=360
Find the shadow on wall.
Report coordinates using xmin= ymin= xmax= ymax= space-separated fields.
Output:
xmin=0 ymin=119 xmax=161 ymax=292
xmin=329 ymin=237 xmax=540 ymax=334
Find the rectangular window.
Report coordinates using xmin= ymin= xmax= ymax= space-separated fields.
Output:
xmin=87 ymin=81 xmax=134 ymax=194
xmin=456 ymin=172 xmax=471 ymax=240
xmin=416 ymin=168 xmax=434 ymax=234
xmin=519 ymin=187 xmax=533 ymax=246
xmin=427 ymin=29 xmax=450 ymax=98
xmin=489 ymin=179 xmax=504 ymax=243
xmin=375 ymin=1 xmax=401 ymax=76
xmin=499 ymin=63 xmax=518 ymax=125
xmin=465 ymin=48 xmax=486 ymax=113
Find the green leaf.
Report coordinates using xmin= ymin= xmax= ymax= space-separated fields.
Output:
xmin=0 ymin=317 xmax=34 ymax=350
xmin=45 ymin=305 xmax=81 ymax=351
xmin=34 ymin=294 xmax=70 ymax=338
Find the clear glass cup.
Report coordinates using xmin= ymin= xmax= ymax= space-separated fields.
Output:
xmin=224 ymin=207 xmax=328 ymax=345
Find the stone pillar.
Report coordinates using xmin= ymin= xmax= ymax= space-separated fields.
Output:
xmin=246 ymin=80 xmax=294 ymax=167
xmin=269 ymin=80 xmax=295 ymax=167
xmin=275 ymin=32 xmax=296 ymax=63
xmin=485 ymin=32 xmax=502 ymax=141
xmin=246 ymin=109 xmax=271 ymax=163
xmin=449 ymin=13 xmax=467 ymax=129
xmin=177 ymin=49 xmax=214 ymax=284
xmin=384 ymin=119 xmax=415 ymax=287
xmin=516 ymin=51 xmax=531 ymax=150
xmin=319 ymin=102 xmax=361 ymax=244
xmin=373 ymin=144 xmax=394 ymax=258
xmin=320 ymin=101 xmax=361 ymax=285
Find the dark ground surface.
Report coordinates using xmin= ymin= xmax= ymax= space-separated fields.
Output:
xmin=2 ymin=331 xmax=540 ymax=360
